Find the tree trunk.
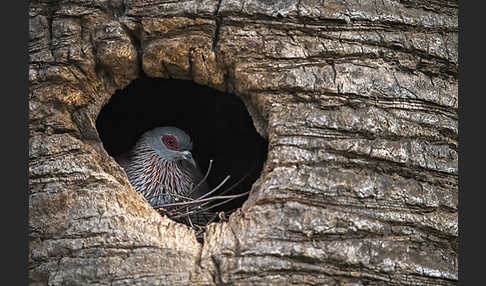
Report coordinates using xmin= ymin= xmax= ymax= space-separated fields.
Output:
xmin=29 ymin=0 xmax=457 ymax=285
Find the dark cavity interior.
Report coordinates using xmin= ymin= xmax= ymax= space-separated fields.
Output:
xmin=96 ymin=76 xmax=268 ymax=217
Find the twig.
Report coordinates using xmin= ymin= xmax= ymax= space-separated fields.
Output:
xmin=186 ymin=159 xmax=214 ymax=198
xmin=194 ymin=174 xmax=231 ymax=200
xmin=214 ymin=169 xmax=251 ymax=197
xmin=151 ymin=159 xmax=260 ymax=237
xmin=152 ymin=175 xmax=231 ymax=209
xmin=171 ymin=191 xmax=250 ymax=219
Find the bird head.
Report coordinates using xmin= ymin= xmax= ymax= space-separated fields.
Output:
xmin=144 ymin=126 xmax=197 ymax=167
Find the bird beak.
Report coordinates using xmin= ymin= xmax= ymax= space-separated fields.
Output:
xmin=181 ymin=150 xmax=197 ymax=167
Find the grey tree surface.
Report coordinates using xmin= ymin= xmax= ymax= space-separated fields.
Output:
xmin=29 ymin=0 xmax=458 ymax=285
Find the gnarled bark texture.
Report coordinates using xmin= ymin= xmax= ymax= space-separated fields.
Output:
xmin=29 ymin=0 xmax=458 ymax=285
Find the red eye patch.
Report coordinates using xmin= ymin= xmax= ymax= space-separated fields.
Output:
xmin=162 ymin=135 xmax=179 ymax=151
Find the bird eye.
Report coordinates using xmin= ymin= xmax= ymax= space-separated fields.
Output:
xmin=162 ymin=135 xmax=179 ymax=150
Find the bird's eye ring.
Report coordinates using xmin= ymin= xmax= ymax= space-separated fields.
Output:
xmin=162 ymin=135 xmax=179 ymax=150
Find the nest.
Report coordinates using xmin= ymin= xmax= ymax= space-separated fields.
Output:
xmin=148 ymin=159 xmax=251 ymax=242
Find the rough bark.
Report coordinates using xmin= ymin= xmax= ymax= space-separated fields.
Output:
xmin=29 ymin=0 xmax=458 ymax=285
